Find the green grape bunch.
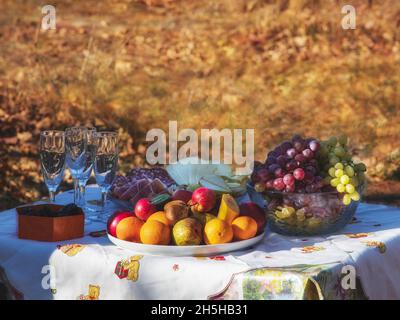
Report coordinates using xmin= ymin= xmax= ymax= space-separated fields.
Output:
xmin=318 ymin=135 xmax=367 ymax=205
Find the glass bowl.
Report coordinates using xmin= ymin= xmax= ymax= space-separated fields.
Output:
xmin=247 ymin=184 xmax=362 ymax=236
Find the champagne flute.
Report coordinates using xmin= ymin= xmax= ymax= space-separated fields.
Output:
xmin=77 ymin=127 xmax=97 ymax=209
xmin=39 ymin=131 xmax=66 ymax=202
xmin=65 ymin=127 xmax=88 ymax=204
xmin=94 ymin=131 xmax=118 ymax=222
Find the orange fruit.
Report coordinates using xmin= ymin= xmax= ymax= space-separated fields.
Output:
xmin=217 ymin=194 xmax=240 ymax=224
xmin=204 ymin=218 xmax=233 ymax=245
xmin=147 ymin=211 xmax=171 ymax=226
xmin=116 ymin=216 xmax=144 ymax=242
xmin=140 ymin=220 xmax=171 ymax=245
xmin=231 ymin=216 xmax=257 ymax=241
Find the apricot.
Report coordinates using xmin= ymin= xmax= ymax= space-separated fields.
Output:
xmin=204 ymin=218 xmax=233 ymax=245
xmin=140 ymin=220 xmax=170 ymax=245
xmin=232 ymin=216 xmax=257 ymax=241
xmin=147 ymin=211 xmax=171 ymax=226
xmin=116 ymin=216 xmax=144 ymax=242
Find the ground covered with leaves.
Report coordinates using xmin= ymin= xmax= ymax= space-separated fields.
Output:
xmin=0 ymin=0 xmax=400 ymax=210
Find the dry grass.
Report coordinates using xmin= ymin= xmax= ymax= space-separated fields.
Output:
xmin=1 ymin=0 xmax=400 ymax=210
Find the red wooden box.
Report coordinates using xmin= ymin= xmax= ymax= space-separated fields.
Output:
xmin=17 ymin=204 xmax=84 ymax=242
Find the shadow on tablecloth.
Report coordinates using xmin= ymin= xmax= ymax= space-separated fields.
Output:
xmin=0 ymin=265 xmax=23 ymax=300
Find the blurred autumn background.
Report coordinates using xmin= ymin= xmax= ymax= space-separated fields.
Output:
xmin=0 ymin=0 xmax=400 ymax=211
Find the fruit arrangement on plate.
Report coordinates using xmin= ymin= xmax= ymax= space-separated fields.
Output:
xmin=110 ymin=158 xmax=248 ymax=207
xmin=108 ymin=186 xmax=266 ymax=248
xmin=249 ymin=135 xmax=367 ymax=236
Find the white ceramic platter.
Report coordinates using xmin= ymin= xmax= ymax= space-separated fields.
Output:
xmin=107 ymin=232 xmax=265 ymax=257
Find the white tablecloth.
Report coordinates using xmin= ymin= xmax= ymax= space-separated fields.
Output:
xmin=1 ymin=186 xmax=400 ymax=300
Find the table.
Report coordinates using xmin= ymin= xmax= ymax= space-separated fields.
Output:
xmin=1 ymin=186 xmax=400 ymax=300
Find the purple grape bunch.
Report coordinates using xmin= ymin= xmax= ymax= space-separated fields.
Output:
xmin=251 ymin=135 xmax=327 ymax=193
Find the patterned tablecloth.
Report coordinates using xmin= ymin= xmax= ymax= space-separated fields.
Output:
xmin=1 ymin=186 xmax=400 ymax=300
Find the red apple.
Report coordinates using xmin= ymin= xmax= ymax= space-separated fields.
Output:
xmin=134 ymin=198 xmax=157 ymax=221
xmin=190 ymin=187 xmax=216 ymax=212
xmin=239 ymin=202 xmax=267 ymax=234
xmin=171 ymin=189 xmax=193 ymax=204
xmin=107 ymin=211 xmax=134 ymax=237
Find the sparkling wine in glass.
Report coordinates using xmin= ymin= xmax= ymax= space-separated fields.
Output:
xmin=65 ymin=127 xmax=88 ymax=204
xmin=39 ymin=131 xmax=66 ymax=202
xmin=94 ymin=131 xmax=118 ymax=221
xmin=78 ymin=127 xmax=97 ymax=208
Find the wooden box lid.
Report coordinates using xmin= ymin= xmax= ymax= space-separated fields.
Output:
xmin=17 ymin=204 xmax=84 ymax=242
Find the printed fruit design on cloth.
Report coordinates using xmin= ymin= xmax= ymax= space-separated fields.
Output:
xmin=107 ymin=186 xmax=265 ymax=246
xmin=250 ymin=134 xmax=367 ymax=235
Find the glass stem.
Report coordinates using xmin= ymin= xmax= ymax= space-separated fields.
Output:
xmin=101 ymin=191 xmax=107 ymax=210
xmin=79 ymin=184 xmax=86 ymax=206
xmin=99 ymin=191 xmax=108 ymax=221
xmin=49 ymin=190 xmax=55 ymax=202
xmin=74 ymin=179 xmax=80 ymax=204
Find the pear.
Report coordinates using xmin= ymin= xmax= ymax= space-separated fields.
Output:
xmin=164 ymin=200 xmax=189 ymax=225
